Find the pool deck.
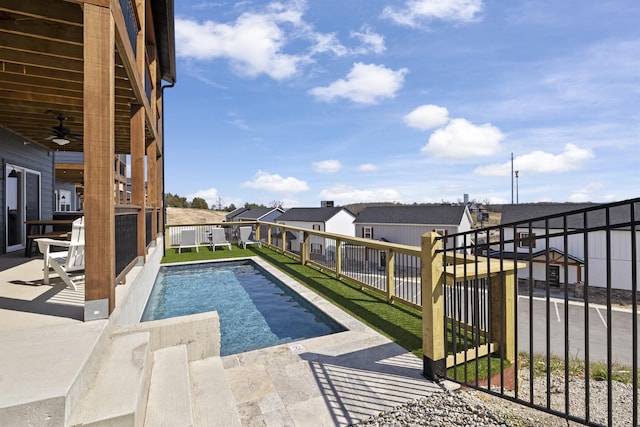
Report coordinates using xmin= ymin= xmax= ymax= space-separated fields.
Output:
xmin=0 ymin=247 xmax=451 ymax=426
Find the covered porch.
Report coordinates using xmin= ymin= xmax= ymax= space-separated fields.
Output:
xmin=0 ymin=0 xmax=176 ymax=319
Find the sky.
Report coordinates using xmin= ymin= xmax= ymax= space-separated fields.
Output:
xmin=163 ymin=0 xmax=640 ymax=210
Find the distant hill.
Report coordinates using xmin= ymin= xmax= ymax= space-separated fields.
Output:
xmin=166 ymin=207 xmax=226 ymax=225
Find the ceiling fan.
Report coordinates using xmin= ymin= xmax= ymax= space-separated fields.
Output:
xmin=45 ymin=112 xmax=83 ymax=146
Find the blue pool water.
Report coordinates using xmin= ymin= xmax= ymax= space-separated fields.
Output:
xmin=141 ymin=260 xmax=345 ymax=356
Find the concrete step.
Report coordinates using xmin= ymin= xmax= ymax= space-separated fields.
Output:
xmin=0 ymin=320 xmax=109 ymax=427
xmin=144 ymin=345 xmax=194 ymax=427
xmin=189 ymin=357 xmax=241 ymax=427
xmin=67 ymin=332 xmax=152 ymax=427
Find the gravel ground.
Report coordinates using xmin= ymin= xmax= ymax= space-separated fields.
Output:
xmin=354 ymin=371 xmax=637 ymax=426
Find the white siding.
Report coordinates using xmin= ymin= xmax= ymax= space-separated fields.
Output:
xmin=325 ymin=210 xmax=355 ymax=237
xmin=501 ymin=227 xmax=640 ymax=291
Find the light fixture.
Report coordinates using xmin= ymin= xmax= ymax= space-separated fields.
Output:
xmin=52 ymin=137 xmax=70 ymax=146
xmin=8 ymin=167 xmax=18 ymax=178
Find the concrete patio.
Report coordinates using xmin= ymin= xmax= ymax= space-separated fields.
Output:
xmin=0 ymin=244 xmax=450 ymax=426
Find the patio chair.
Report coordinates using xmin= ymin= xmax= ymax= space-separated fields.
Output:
xmin=35 ymin=217 xmax=85 ymax=290
xmin=208 ymin=228 xmax=231 ymax=251
xmin=238 ymin=226 xmax=262 ymax=250
xmin=178 ymin=229 xmax=199 ymax=253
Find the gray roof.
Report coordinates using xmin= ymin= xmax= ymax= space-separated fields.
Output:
xmin=354 ymin=205 xmax=467 ymax=226
xmin=500 ymin=202 xmax=638 ymax=229
xmin=276 ymin=207 xmax=353 ymax=223
xmin=236 ymin=207 xmax=283 ymax=221
xmin=225 ymin=207 xmax=248 ymax=220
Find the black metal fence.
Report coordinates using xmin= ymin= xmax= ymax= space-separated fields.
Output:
xmin=440 ymin=198 xmax=639 ymax=426
xmin=115 ymin=212 xmax=138 ymax=277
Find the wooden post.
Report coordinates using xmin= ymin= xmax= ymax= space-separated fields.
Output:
xmin=149 ymin=142 xmax=159 ymax=240
xmin=422 ymin=232 xmax=446 ymax=380
xmin=301 ymin=231 xmax=310 ymax=265
xmin=83 ymin=4 xmax=115 ymax=318
xmin=131 ymin=103 xmax=146 ymax=260
xmin=266 ymin=224 xmax=272 ymax=247
xmin=386 ymin=249 xmax=395 ymax=303
xmin=281 ymin=226 xmax=287 ymax=253
xmin=490 ymin=269 xmax=516 ymax=362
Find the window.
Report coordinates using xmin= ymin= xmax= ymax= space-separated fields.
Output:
xmin=517 ymin=232 xmax=536 ymax=248
xmin=363 ymin=226 xmax=373 ymax=239
xmin=433 ymin=229 xmax=448 ymax=236
xmin=312 ymin=224 xmax=321 ymax=231
xmin=311 ymin=243 xmax=323 ymax=254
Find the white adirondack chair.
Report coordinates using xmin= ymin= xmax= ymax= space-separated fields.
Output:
xmin=35 ymin=217 xmax=85 ymax=290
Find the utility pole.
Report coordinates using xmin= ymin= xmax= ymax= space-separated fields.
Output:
xmin=511 ymin=152 xmax=514 ymax=204
xmin=515 ymin=170 xmax=519 ymax=204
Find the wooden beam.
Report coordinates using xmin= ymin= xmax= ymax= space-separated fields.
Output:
xmin=147 ymin=138 xmax=158 ymax=239
xmin=83 ymin=3 xmax=115 ymax=317
xmin=131 ymin=103 xmax=146 ymax=259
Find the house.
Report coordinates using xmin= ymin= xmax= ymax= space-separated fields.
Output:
xmin=233 ymin=207 xmax=284 ymax=223
xmin=225 ymin=207 xmax=249 ymax=222
xmin=354 ymin=204 xmax=473 ymax=248
xmin=0 ymin=0 xmax=176 ymax=318
xmin=275 ymin=207 xmax=356 ymax=254
xmin=494 ymin=203 xmax=640 ymax=299
xmin=225 ymin=207 xmax=284 ymax=240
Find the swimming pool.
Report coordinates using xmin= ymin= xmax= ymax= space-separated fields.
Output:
xmin=141 ymin=259 xmax=345 ymax=356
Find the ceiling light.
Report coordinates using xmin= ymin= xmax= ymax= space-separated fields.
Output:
xmin=52 ymin=137 xmax=70 ymax=146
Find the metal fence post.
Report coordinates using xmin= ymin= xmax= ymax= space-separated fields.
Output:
xmin=422 ymin=232 xmax=446 ymax=380
xmin=336 ymin=238 xmax=343 ymax=278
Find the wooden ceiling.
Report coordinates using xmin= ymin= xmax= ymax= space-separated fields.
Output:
xmin=0 ymin=0 xmax=146 ymax=154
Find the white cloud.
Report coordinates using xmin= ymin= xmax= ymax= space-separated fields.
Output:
xmin=475 ymin=144 xmax=595 ymax=176
xmin=319 ymin=184 xmax=400 ymax=204
xmin=357 ymin=163 xmax=378 ymax=171
xmin=382 ymin=0 xmax=484 ymax=27
xmin=176 ymin=13 xmax=302 ymax=80
xmin=185 ymin=188 xmax=241 ymax=210
xmin=308 ymin=32 xmax=349 ymax=56
xmin=568 ymin=182 xmax=604 ymax=203
xmin=175 ymin=1 xmax=355 ymax=81
xmin=404 ymin=104 xmax=450 ymax=130
xmin=313 ymin=160 xmax=342 ymax=174
xmin=350 ymin=25 xmax=386 ymax=54
xmin=309 ymin=63 xmax=408 ymax=104
xmin=421 ymin=118 xmax=504 ymax=159
xmin=241 ymin=170 xmax=309 ymax=193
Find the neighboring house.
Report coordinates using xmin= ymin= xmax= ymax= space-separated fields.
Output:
xmin=234 ymin=207 xmax=284 ymax=223
xmin=225 ymin=207 xmax=248 ymax=222
xmin=275 ymin=207 xmax=356 ymax=254
xmin=493 ymin=203 xmax=639 ymax=295
xmin=353 ymin=204 xmax=473 ymax=248
xmin=226 ymin=207 xmax=284 ymax=240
